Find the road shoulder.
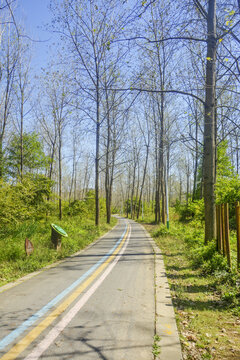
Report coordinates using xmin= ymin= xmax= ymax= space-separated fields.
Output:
xmin=140 ymin=223 xmax=183 ymax=360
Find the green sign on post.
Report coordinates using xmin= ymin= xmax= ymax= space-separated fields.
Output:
xmin=51 ymin=223 xmax=68 ymax=250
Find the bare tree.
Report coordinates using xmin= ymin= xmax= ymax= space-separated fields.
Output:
xmin=203 ymin=0 xmax=217 ymax=242
xmin=0 ymin=22 xmax=18 ymax=178
xmin=14 ymin=38 xmax=31 ymax=181
xmin=136 ymin=102 xmax=151 ymax=219
xmin=50 ymin=0 xmax=137 ymax=225
xmin=39 ymin=71 xmax=71 ymax=219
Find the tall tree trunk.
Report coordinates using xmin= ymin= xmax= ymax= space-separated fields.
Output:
xmin=179 ymin=174 xmax=182 ymax=203
xmin=105 ymin=122 xmax=110 ymax=223
xmin=160 ymin=93 xmax=166 ymax=225
xmin=82 ymin=156 xmax=89 ymax=199
xmin=153 ymin=110 xmax=160 ymax=224
xmin=137 ymin=145 xmax=150 ymax=219
xmin=20 ymin=90 xmax=24 ymax=181
xmin=95 ymin=81 xmax=100 ymax=226
xmin=131 ymin=162 xmax=137 ymax=219
xmin=203 ymin=0 xmax=217 ymax=242
xmin=126 ymin=169 xmax=131 ymax=218
xmin=0 ymin=31 xmax=14 ymax=180
xmin=107 ymin=163 xmax=115 ymax=224
xmin=69 ymin=158 xmax=75 ymax=204
xmin=95 ymin=120 xmax=100 ymax=226
xmin=155 ymin=166 xmax=161 ymax=223
xmin=104 ymin=86 xmax=112 ymax=225
xmin=0 ymin=136 xmax=3 ymax=179
xmin=74 ymin=162 xmax=77 ymax=201
xmin=192 ymin=112 xmax=199 ymax=200
xmin=186 ymin=161 xmax=190 ymax=206
xmin=236 ymin=134 xmax=239 ymax=175
xmin=134 ymin=161 xmax=140 ymax=218
xmin=58 ymin=137 xmax=62 ymax=220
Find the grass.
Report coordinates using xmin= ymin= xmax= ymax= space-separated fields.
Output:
xmin=0 ymin=215 xmax=117 ymax=287
xmin=141 ymin=216 xmax=240 ymax=360
xmin=152 ymin=334 xmax=161 ymax=357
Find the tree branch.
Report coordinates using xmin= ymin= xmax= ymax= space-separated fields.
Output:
xmin=113 ymin=35 xmax=206 ymax=44
xmin=102 ymin=87 xmax=205 ymax=104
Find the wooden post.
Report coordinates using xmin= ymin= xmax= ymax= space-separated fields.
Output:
xmin=221 ymin=204 xmax=226 ymax=257
xmin=216 ymin=204 xmax=222 ymax=253
xmin=224 ymin=203 xmax=231 ymax=268
xmin=236 ymin=202 xmax=240 ymax=270
xmin=216 ymin=205 xmax=219 ymax=251
xmin=25 ymin=238 xmax=34 ymax=256
xmin=51 ymin=228 xmax=62 ymax=250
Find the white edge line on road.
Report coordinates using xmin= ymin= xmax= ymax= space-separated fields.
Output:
xmin=0 ymin=220 xmax=126 ymax=352
xmin=24 ymin=224 xmax=132 ymax=360
xmin=0 ymin=219 xmax=120 ymax=295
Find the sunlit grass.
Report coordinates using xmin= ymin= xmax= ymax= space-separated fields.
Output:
xmin=0 ymin=215 xmax=117 ymax=286
xmin=142 ymin=215 xmax=240 ymax=360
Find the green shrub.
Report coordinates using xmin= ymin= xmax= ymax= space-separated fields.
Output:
xmin=0 ymin=175 xmax=53 ymax=225
xmin=201 ymin=252 xmax=229 ymax=274
xmin=215 ymin=140 xmax=240 ymax=229
xmin=175 ymin=199 xmax=204 ymax=222
xmin=66 ymin=190 xmax=107 ymax=220
xmin=190 ymin=241 xmax=229 ymax=274
xmin=153 ymin=224 xmax=171 ymax=237
xmin=67 ymin=200 xmax=88 ymax=216
xmin=215 ymin=270 xmax=240 ymax=307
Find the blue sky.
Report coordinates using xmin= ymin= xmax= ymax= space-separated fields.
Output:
xmin=16 ymin=0 xmax=53 ymax=73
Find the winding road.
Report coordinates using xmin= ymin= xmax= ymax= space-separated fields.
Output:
xmin=0 ymin=217 xmax=157 ymax=360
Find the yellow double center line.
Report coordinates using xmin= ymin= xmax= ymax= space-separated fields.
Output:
xmin=1 ymin=224 xmax=130 ymax=360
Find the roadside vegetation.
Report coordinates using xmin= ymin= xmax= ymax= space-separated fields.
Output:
xmin=131 ymin=122 xmax=240 ymax=359
xmin=0 ymin=176 xmax=117 ymax=287
xmin=0 ymin=128 xmax=117 ymax=287
xmin=140 ymin=210 xmax=240 ymax=360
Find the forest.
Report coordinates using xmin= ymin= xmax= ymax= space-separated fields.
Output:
xmin=1 ymin=1 xmax=240 ymax=358
xmin=0 ymin=0 xmax=240 ymax=282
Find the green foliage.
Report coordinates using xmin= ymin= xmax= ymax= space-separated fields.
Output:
xmin=215 ymin=176 xmax=240 ymax=204
xmin=191 ymin=241 xmax=229 ymax=274
xmin=175 ymin=199 xmax=204 ymax=222
xmin=67 ymin=200 xmax=88 ymax=217
xmin=150 ymin=215 xmax=240 ymax=312
xmin=0 ymin=216 xmax=117 ymax=286
xmin=66 ymin=190 xmax=106 ymax=219
xmin=215 ymin=140 xmax=239 ymax=204
xmin=23 ymin=174 xmax=53 ymax=205
xmin=216 ymin=140 xmax=234 ymax=178
xmin=6 ymin=132 xmax=51 ymax=178
xmin=124 ymin=197 xmax=140 ymax=216
xmin=188 ymin=199 xmax=205 ymax=222
xmin=124 ymin=198 xmax=131 ymax=214
xmin=215 ymin=269 xmax=240 ymax=307
xmin=152 ymin=335 xmax=161 ymax=357
xmin=0 ymin=175 xmax=53 ymax=225
xmin=111 ymin=206 xmax=119 ymax=214
xmin=147 ymin=215 xmax=240 ymax=357
xmin=153 ymin=224 xmax=172 ymax=237
xmin=215 ymin=140 xmax=240 ymax=228
xmin=0 ymin=180 xmax=31 ymax=224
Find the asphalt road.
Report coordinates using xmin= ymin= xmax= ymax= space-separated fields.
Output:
xmin=0 ymin=217 xmax=156 ymax=360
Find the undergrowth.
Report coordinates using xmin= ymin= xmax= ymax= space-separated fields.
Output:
xmin=0 ymin=215 xmax=117 ymax=286
xmin=151 ymin=222 xmax=240 ymax=311
xmin=142 ymin=216 xmax=240 ymax=360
